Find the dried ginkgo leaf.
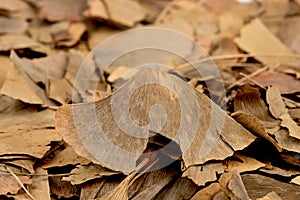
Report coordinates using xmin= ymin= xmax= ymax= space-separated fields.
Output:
xmin=56 ymin=67 xmax=255 ymax=174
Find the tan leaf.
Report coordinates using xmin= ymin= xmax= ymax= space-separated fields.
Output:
xmin=182 ymin=162 xmax=224 ymax=186
xmin=280 ymin=113 xmax=300 ymax=140
xmin=28 ymin=167 xmax=51 ymax=200
xmin=291 ymin=176 xmax=300 ymax=186
xmin=252 ymin=71 xmax=300 ymax=94
xmin=107 ymin=66 xmax=130 ymax=83
xmin=38 ymin=0 xmax=87 ymax=22
xmin=266 ymin=85 xmax=287 ymax=118
xmin=85 ymin=0 xmax=147 ymax=28
xmin=0 ymin=165 xmax=32 ymax=195
xmin=234 ymin=18 xmax=297 ymax=64
xmin=42 ymin=146 xmax=90 ymax=169
xmin=191 ymin=182 xmax=223 ymax=200
xmin=56 ymin=67 xmax=255 ymax=173
xmin=0 ymin=17 xmax=28 ymax=34
xmin=223 ymin=153 xmax=266 ymax=173
xmin=0 ymin=34 xmax=39 ymax=51
xmin=256 ymin=191 xmax=282 ymax=200
xmin=274 ymin=129 xmax=300 ymax=153
xmin=63 ymin=164 xmax=118 ymax=185
xmin=232 ymin=111 xmax=282 ymax=152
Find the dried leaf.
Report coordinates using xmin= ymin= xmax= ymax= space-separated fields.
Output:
xmin=191 ymin=182 xmax=223 ymax=200
xmin=48 ymin=79 xmax=73 ymax=104
xmin=85 ymin=0 xmax=147 ymax=28
xmin=266 ymin=85 xmax=287 ymax=118
xmin=107 ymin=66 xmax=130 ymax=83
xmin=252 ymin=71 xmax=300 ymax=94
xmin=274 ymin=129 xmax=300 ymax=153
xmin=182 ymin=162 xmax=224 ymax=186
xmin=291 ymin=176 xmax=300 ymax=186
xmin=28 ymin=167 xmax=51 ymax=200
xmin=0 ymin=55 xmax=13 ymax=90
xmin=0 ymin=165 xmax=32 ymax=195
xmin=256 ymin=191 xmax=282 ymax=200
xmin=242 ymin=174 xmax=300 ymax=199
xmin=234 ymin=18 xmax=297 ymax=64
xmin=56 ymin=67 xmax=255 ymax=173
xmin=234 ymin=84 xmax=271 ymax=121
xmin=38 ymin=0 xmax=87 ymax=22
xmin=0 ymin=17 xmax=28 ymax=34
xmin=223 ymin=153 xmax=266 ymax=173
xmin=266 ymin=85 xmax=300 ymax=140
xmin=58 ymin=22 xmax=86 ymax=47
xmin=63 ymin=164 xmax=118 ymax=185
xmin=0 ymin=34 xmax=39 ymax=51
xmin=43 ymin=146 xmax=90 ymax=168
xmin=232 ymin=111 xmax=282 ymax=152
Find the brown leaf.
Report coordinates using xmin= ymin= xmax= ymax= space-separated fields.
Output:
xmin=234 ymin=84 xmax=271 ymax=121
xmin=232 ymin=111 xmax=282 ymax=152
xmin=42 ymin=146 xmax=90 ymax=169
xmin=266 ymin=85 xmax=287 ymax=118
xmin=0 ymin=34 xmax=39 ymax=51
xmin=223 ymin=153 xmax=266 ymax=173
xmin=63 ymin=164 xmax=118 ymax=185
xmin=38 ymin=0 xmax=87 ymax=22
xmin=256 ymin=191 xmax=282 ymax=200
xmin=234 ymin=18 xmax=297 ymax=64
xmin=182 ymin=162 xmax=224 ymax=186
xmin=266 ymin=85 xmax=300 ymax=140
xmin=28 ymin=167 xmax=51 ymax=200
xmin=291 ymin=176 xmax=300 ymax=186
xmin=242 ymin=174 xmax=300 ymax=199
xmin=85 ymin=0 xmax=147 ymax=28
xmin=252 ymin=71 xmax=300 ymax=94
xmin=191 ymin=182 xmax=223 ymax=200
xmin=56 ymin=67 xmax=255 ymax=173
xmin=0 ymin=165 xmax=32 ymax=195
xmin=274 ymin=129 xmax=300 ymax=153
xmin=0 ymin=17 xmax=28 ymax=34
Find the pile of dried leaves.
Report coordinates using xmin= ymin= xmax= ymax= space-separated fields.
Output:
xmin=1 ymin=0 xmax=300 ymax=199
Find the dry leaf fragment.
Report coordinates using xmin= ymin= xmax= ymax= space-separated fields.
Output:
xmin=242 ymin=174 xmax=300 ymax=199
xmin=0 ymin=165 xmax=32 ymax=195
xmin=48 ymin=79 xmax=73 ymax=104
xmin=0 ymin=17 xmax=28 ymax=34
xmin=223 ymin=153 xmax=266 ymax=173
xmin=291 ymin=176 xmax=300 ymax=186
xmin=38 ymin=0 xmax=87 ymax=22
xmin=266 ymin=85 xmax=300 ymax=140
xmin=107 ymin=66 xmax=130 ymax=83
xmin=85 ymin=0 xmax=147 ymax=28
xmin=63 ymin=164 xmax=118 ymax=185
xmin=28 ymin=167 xmax=51 ymax=200
xmin=191 ymin=182 xmax=223 ymax=200
xmin=256 ymin=191 xmax=282 ymax=200
xmin=58 ymin=22 xmax=87 ymax=47
xmin=232 ymin=111 xmax=282 ymax=152
xmin=234 ymin=84 xmax=271 ymax=121
xmin=0 ymin=34 xmax=39 ymax=51
xmin=234 ymin=18 xmax=297 ymax=64
xmin=42 ymin=146 xmax=90 ymax=169
xmin=252 ymin=71 xmax=300 ymax=94
xmin=266 ymin=85 xmax=287 ymax=118
xmin=182 ymin=163 xmax=224 ymax=186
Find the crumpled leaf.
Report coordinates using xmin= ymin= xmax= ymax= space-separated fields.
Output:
xmin=28 ymin=167 xmax=51 ymax=200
